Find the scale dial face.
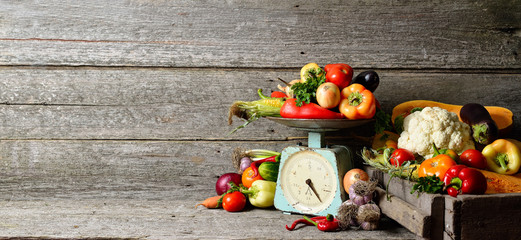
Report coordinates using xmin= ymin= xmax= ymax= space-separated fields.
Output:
xmin=279 ymin=150 xmax=337 ymax=214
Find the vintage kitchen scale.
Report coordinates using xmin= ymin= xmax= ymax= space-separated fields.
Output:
xmin=266 ymin=117 xmax=373 ymax=216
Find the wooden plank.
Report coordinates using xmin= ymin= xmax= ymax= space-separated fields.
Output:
xmin=1 ymin=68 xmax=519 ymax=140
xmin=0 ymin=140 xmax=295 ymax=199
xmin=0 ymin=1 xmax=519 ymax=69
xmin=0 ymin=199 xmax=417 ymax=239
xmin=449 ymin=193 xmax=521 ymax=240
xmin=375 ymin=187 xmax=431 ymax=238
xmin=0 ymin=140 xmax=418 ymax=239
xmin=444 ymin=197 xmax=461 ymax=240
xmin=367 ymin=167 xmax=445 ymax=239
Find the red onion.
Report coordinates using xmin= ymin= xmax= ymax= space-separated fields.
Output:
xmin=215 ymin=173 xmax=241 ymax=195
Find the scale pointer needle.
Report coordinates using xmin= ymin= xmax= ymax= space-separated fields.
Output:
xmin=305 ymin=178 xmax=322 ymax=203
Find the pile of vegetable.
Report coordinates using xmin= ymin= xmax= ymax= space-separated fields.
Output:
xmin=207 ymin=62 xmax=520 ymax=234
xmin=228 ymin=62 xmax=391 ymax=134
xmin=197 ymin=149 xmax=385 ymax=232
xmin=196 ymin=148 xmax=281 ymax=212
xmin=364 ymin=102 xmax=521 ymax=197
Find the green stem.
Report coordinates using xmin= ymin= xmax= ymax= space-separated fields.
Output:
xmin=472 ymin=123 xmax=489 ymax=144
xmin=303 ymin=215 xmax=318 ymax=227
xmin=348 ymin=92 xmax=363 ymax=106
xmin=496 ymin=153 xmax=509 ymax=170
xmin=432 ymin=143 xmax=441 ymax=156
xmin=449 ymin=177 xmax=463 ymax=190
xmin=257 ymin=89 xmax=269 ymax=99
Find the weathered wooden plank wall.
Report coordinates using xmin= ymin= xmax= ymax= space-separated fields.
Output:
xmin=0 ymin=0 xmax=520 ymax=239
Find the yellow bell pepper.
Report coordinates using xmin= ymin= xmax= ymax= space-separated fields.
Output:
xmin=241 ymin=180 xmax=276 ymax=208
xmin=482 ymin=139 xmax=521 ymax=175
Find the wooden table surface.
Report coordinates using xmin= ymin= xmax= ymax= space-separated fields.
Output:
xmin=0 ymin=1 xmax=520 ymax=239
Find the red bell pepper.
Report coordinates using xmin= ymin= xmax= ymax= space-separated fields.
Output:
xmin=442 ymin=165 xmax=487 ymax=197
xmin=324 ymin=63 xmax=353 ymax=90
xmin=280 ymin=98 xmax=344 ymax=119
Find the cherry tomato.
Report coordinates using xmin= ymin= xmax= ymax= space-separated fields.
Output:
xmin=459 ymin=149 xmax=487 ymax=169
xmin=222 ymin=191 xmax=246 ymax=212
xmin=242 ymin=167 xmax=264 ymax=188
xmin=389 ymin=148 xmax=415 ymax=167
xmin=270 ymin=91 xmax=287 ymax=98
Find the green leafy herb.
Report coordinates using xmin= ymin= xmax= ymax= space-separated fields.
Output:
xmin=374 ymin=108 xmax=393 ymax=134
xmin=290 ymin=68 xmax=325 ymax=106
xmin=410 ymin=175 xmax=444 ymax=197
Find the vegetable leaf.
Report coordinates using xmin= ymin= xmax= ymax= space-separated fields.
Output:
xmin=374 ymin=108 xmax=393 ymax=134
xmin=291 ymin=68 xmax=325 ymax=106
xmin=410 ymin=176 xmax=444 ymax=197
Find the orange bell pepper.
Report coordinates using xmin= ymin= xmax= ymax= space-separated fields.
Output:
xmin=418 ymin=154 xmax=458 ymax=178
xmin=339 ymin=83 xmax=376 ymax=120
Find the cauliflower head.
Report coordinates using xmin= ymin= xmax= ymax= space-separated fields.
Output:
xmin=397 ymin=107 xmax=475 ymax=158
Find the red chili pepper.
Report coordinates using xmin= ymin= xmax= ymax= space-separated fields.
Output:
xmin=442 ymin=165 xmax=487 ymax=197
xmin=303 ymin=214 xmax=340 ymax=232
xmin=280 ymin=98 xmax=344 ymax=119
xmin=250 ymin=155 xmax=279 ymax=178
xmin=285 ymin=216 xmax=327 ymax=231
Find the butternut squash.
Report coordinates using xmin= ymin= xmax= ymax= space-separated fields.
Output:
xmin=477 ymin=169 xmax=521 ymax=194
xmin=392 ymin=100 xmax=513 ymax=137
xmin=372 ymin=130 xmax=400 ymax=150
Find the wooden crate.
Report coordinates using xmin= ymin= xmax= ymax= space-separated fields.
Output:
xmin=365 ymin=167 xmax=521 ymax=240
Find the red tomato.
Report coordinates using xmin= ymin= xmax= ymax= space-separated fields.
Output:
xmin=418 ymin=155 xmax=457 ymax=178
xmin=222 ymin=191 xmax=246 ymax=212
xmin=270 ymin=91 xmax=287 ymax=98
xmin=390 ymin=148 xmax=415 ymax=167
xmin=324 ymin=63 xmax=353 ymax=90
xmin=459 ymin=149 xmax=487 ymax=169
xmin=242 ymin=167 xmax=264 ymax=188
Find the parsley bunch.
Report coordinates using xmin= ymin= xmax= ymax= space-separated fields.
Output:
xmin=290 ymin=68 xmax=326 ymax=106
xmin=410 ymin=175 xmax=444 ymax=197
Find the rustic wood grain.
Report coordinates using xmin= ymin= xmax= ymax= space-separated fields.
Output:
xmin=0 ymin=0 xmax=520 ymax=238
xmin=0 ymin=68 xmax=519 ymax=140
xmin=447 ymin=193 xmax=521 ymax=240
xmin=0 ymin=1 xmax=519 ymax=69
xmin=367 ymin=167 xmax=445 ymax=239
xmin=0 ymin=199 xmax=416 ymax=239
xmin=0 ymin=140 xmax=418 ymax=239
xmin=0 ymin=140 xmax=292 ymax=200
xmin=375 ymin=187 xmax=431 ymax=238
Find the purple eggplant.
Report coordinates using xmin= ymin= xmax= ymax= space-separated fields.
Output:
xmin=352 ymin=71 xmax=379 ymax=92
xmin=460 ymin=103 xmax=498 ymax=146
